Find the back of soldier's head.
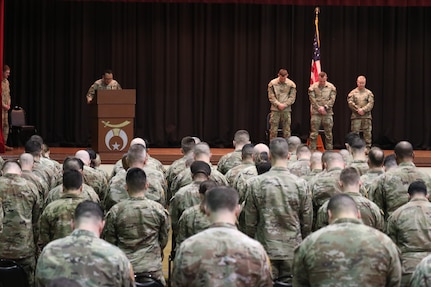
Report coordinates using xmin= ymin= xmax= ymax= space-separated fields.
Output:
xmin=241 ymin=143 xmax=254 ymax=160
xmin=199 ymin=180 xmax=218 ymax=195
xmin=327 ymin=193 xmax=358 ymax=219
xmin=126 ymin=167 xmax=147 ymax=193
xmin=270 ymin=137 xmax=289 ymax=159
xmin=324 ymin=151 xmax=344 ymax=168
xmin=130 ymin=137 xmax=147 ymax=148
xmin=287 ymin=136 xmax=301 ymax=152
xmin=193 ymin=142 xmax=211 ymax=157
xmin=383 ymin=154 xmax=397 ymax=170
xmin=345 ymin=132 xmax=360 ymax=147
xmin=127 ymin=143 xmax=147 ymax=166
xmin=63 ymin=169 xmax=83 ymax=191
xmin=408 ymin=180 xmax=427 ymax=197
xmin=368 ymin=147 xmax=384 ymax=167
xmin=181 ymin=136 xmax=196 ymax=154
xmin=340 ymin=167 xmax=360 ymax=187
xmin=233 ymin=130 xmax=250 ymax=145
xmin=74 ymin=200 xmax=104 ymax=226
xmin=256 ymin=161 xmax=272 ymax=174
xmin=25 ymin=140 xmax=42 ymax=157
xmin=29 ymin=134 xmax=44 ymax=145
xmin=394 ymin=141 xmax=414 ymax=160
xmin=2 ymin=160 xmax=22 ymax=174
xmin=310 ymin=151 xmax=323 ymax=166
xmin=296 ymin=144 xmax=311 ymax=159
xmin=63 ymin=157 xmax=84 ymax=172
xmin=205 ymin=186 xmax=238 ymax=213
xmin=350 ymin=137 xmax=366 ymax=152
xmin=19 ymin=153 xmax=34 ymax=167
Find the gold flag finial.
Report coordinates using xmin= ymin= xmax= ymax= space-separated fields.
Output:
xmin=315 ymin=7 xmax=320 ymax=15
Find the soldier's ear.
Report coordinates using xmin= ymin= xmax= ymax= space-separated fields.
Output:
xmin=234 ymin=204 xmax=241 ymax=217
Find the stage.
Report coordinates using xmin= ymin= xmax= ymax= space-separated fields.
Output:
xmin=2 ymin=147 xmax=431 ymax=167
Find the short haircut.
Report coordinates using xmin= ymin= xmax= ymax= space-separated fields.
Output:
xmin=126 ymin=167 xmax=147 ymax=192
xmin=2 ymin=160 xmax=21 ymax=173
xmin=327 ymin=193 xmax=358 ymax=218
xmin=127 ymin=144 xmax=147 ymax=166
xmin=287 ymin=136 xmax=301 ymax=152
xmin=384 ymin=154 xmax=397 ymax=169
xmin=323 ymin=151 xmax=343 ymax=165
xmin=181 ymin=136 xmax=196 ymax=154
xmin=394 ymin=141 xmax=414 ymax=159
xmin=318 ymin=71 xmax=327 ymax=78
xmin=199 ymin=180 xmax=218 ymax=195
xmin=63 ymin=157 xmax=84 ymax=172
xmin=193 ymin=142 xmax=211 ymax=157
xmin=296 ymin=144 xmax=311 ymax=157
xmin=74 ymin=200 xmax=104 ymax=224
xmin=63 ymin=169 xmax=83 ymax=191
xmin=3 ymin=65 xmax=10 ymax=72
xmin=234 ymin=130 xmax=250 ymax=144
xmin=256 ymin=161 xmax=272 ymax=175
xmin=368 ymin=147 xmax=384 ymax=167
xmin=241 ymin=143 xmax=254 ymax=159
xmin=344 ymin=132 xmax=360 ymax=146
xmin=408 ymin=180 xmax=427 ymax=196
xmin=205 ymin=186 xmax=238 ymax=212
xmin=24 ymin=140 xmax=42 ymax=156
xmin=350 ymin=137 xmax=366 ymax=150
xmin=270 ymin=137 xmax=289 ymax=159
xmin=340 ymin=167 xmax=360 ymax=186
xmin=86 ymin=149 xmax=97 ymax=160
xmin=29 ymin=134 xmax=44 ymax=144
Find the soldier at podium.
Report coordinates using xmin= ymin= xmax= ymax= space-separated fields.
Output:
xmin=86 ymin=69 xmax=122 ymax=104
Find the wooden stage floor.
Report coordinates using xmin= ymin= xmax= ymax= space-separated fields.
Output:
xmin=2 ymin=147 xmax=431 ymax=167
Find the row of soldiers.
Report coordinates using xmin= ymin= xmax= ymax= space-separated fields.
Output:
xmin=2 ymin=128 xmax=431 ymax=286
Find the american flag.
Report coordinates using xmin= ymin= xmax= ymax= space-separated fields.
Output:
xmin=310 ymin=9 xmax=321 ymax=85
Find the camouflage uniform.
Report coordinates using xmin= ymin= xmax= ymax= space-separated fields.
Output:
xmin=39 ymin=193 xmax=86 ymax=248
xmin=287 ymin=158 xmax=311 ymax=177
xmin=217 ymin=150 xmax=242 ymax=175
xmin=44 ymin=183 xmax=99 ymax=210
xmin=170 ymin=165 xmax=227 ymax=198
xmin=348 ymin=159 xmax=369 ymax=176
xmin=232 ymin=165 xmax=258 ymax=203
xmin=33 ymin=159 xmax=57 ymax=190
xmin=104 ymin=167 xmax=166 ymax=212
xmin=315 ymin=191 xmax=384 ymax=231
xmin=169 ymin=181 xmax=203 ymax=239
xmin=242 ymin=166 xmax=312 ymax=279
xmin=347 ymin=87 xmax=374 ymax=149
xmin=86 ymin=78 xmax=121 ymax=102
xmin=308 ymin=167 xmax=343 ymax=229
xmin=293 ymin=217 xmax=401 ymax=286
xmin=103 ymin=196 xmax=169 ymax=285
xmin=360 ymin=169 xmax=384 ymax=198
xmin=2 ymin=76 xmax=10 ymax=142
xmin=368 ymin=162 xmax=431 ymax=220
xmin=111 ymin=155 xmax=166 ymax=179
xmin=0 ymin=173 xmax=40 ymax=287
xmin=225 ymin=162 xmax=254 ymax=187
xmin=308 ymin=81 xmax=337 ymax=150
xmin=36 ymin=229 xmax=134 ymax=287
xmin=40 ymin=157 xmax=62 ymax=185
xmin=300 ymin=168 xmax=322 ymax=183
xmin=82 ymin=165 xmax=109 ymax=202
xmin=386 ymin=197 xmax=431 ymax=285
xmin=410 ymin=254 xmax=431 ymax=286
xmin=22 ymin=169 xmax=49 ymax=205
xmin=165 ymin=155 xmax=188 ymax=201
xmin=268 ymin=77 xmax=297 ymax=140
xmin=173 ymin=222 xmax=273 ymax=287
xmin=176 ymin=204 xmax=211 ymax=248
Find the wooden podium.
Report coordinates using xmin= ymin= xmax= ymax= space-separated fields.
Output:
xmin=89 ymin=89 xmax=136 ymax=162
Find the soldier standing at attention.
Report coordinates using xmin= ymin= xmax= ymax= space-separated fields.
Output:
xmin=347 ymin=75 xmax=374 ymax=151
xmin=242 ymin=137 xmax=312 ymax=280
xmin=308 ymin=71 xmax=337 ymax=150
xmin=36 ymin=201 xmax=135 ymax=287
xmin=173 ymin=186 xmax=273 ymax=287
xmin=103 ymin=167 xmax=169 ymax=286
xmin=293 ymin=193 xmax=401 ymax=286
xmin=268 ymin=68 xmax=297 ymax=141
xmin=386 ymin=181 xmax=431 ymax=286
xmin=0 ymin=160 xmax=40 ymax=287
